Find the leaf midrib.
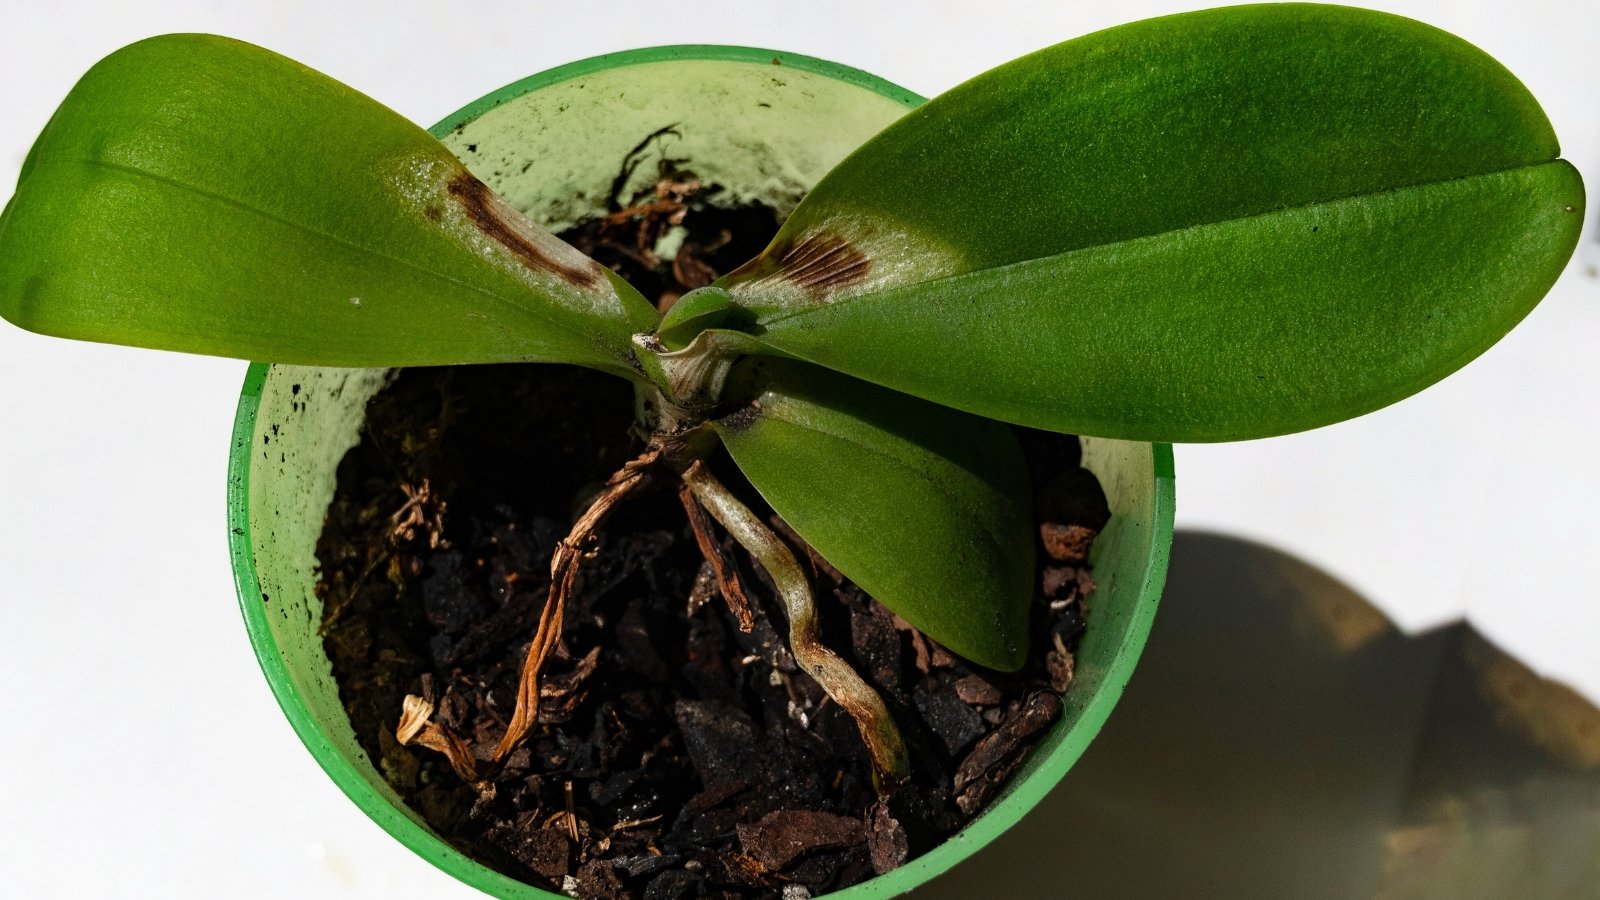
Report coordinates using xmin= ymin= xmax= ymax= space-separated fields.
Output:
xmin=42 ymin=154 xmax=598 ymax=351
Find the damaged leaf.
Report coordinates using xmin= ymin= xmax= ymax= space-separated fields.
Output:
xmin=719 ymin=6 xmax=1583 ymax=441
xmin=0 ymin=34 xmax=657 ymax=379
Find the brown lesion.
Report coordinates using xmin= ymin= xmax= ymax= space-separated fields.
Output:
xmin=446 ymin=173 xmax=604 ymax=290
xmin=728 ymin=231 xmax=871 ymax=299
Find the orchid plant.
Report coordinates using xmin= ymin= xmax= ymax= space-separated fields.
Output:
xmin=0 ymin=4 xmax=1582 ymax=789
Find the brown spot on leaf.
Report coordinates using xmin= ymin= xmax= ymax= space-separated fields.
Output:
xmin=729 ymin=231 xmax=870 ymax=299
xmin=773 ymin=232 xmax=870 ymax=294
xmin=424 ymin=205 xmax=442 ymax=221
xmin=446 ymin=173 xmax=603 ymax=289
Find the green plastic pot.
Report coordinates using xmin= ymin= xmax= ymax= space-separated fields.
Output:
xmin=226 ymin=46 xmax=1176 ymax=899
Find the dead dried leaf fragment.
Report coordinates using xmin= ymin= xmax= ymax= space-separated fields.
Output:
xmin=395 ymin=693 xmax=479 ymax=781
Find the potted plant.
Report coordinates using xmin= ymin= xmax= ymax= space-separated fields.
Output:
xmin=225 ymin=44 xmax=1174 ymax=899
xmin=0 ymin=5 xmax=1582 ymax=898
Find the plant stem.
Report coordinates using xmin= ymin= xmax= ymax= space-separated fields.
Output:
xmin=492 ymin=442 xmax=662 ymax=763
xmin=680 ymin=460 xmax=910 ymax=793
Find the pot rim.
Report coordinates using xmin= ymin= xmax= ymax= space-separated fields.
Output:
xmin=228 ymin=44 xmax=1176 ymax=900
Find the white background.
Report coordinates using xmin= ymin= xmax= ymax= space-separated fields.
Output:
xmin=1 ymin=1 xmax=1595 ymax=896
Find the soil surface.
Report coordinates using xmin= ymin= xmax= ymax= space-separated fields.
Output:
xmin=315 ymin=161 xmax=1108 ymax=899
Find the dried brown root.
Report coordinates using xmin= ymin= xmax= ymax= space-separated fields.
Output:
xmin=678 ymin=479 xmax=755 ymax=632
xmin=491 ymin=443 xmax=662 ymax=762
xmin=389 ymin=477 xmax=446 ymax=548
xmin=396 ymin=694 xmax=479 ymax=781
xmin=680 ymin=461 xmax=910 ymax=792
xmin=597 ymin=172 xmax=703 ymax=272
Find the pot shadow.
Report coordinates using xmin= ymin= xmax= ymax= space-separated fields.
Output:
xmin=912 ymin=530 xmax=1600 ymax=900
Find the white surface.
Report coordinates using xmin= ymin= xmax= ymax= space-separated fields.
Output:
xmin=0 ymin=1 xmax=1595 ymax=896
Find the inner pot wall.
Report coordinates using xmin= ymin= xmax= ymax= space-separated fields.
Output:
xmin=227 ymin=46 xmax=1176 ymax=899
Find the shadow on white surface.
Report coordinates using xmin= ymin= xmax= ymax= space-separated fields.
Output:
xmin=916 ymin=531 xmax=1600 ymax=899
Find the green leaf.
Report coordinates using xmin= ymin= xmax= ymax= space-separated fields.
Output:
xmin=717 ymin=6 xmax=1585 ymax=441
xmin=0 ymin=34 xmax=658 ymax=379
xmin=714 ymin=358 xmax=1035 ymax=670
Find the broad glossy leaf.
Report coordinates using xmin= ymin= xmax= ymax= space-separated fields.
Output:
xmin=0 ymin=35 xmax=657 ymax=379
xmin=717 ymin=6 xmax=1584 ymax=440
xmin=714 ymin=358 xmax=1034 ymax=670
